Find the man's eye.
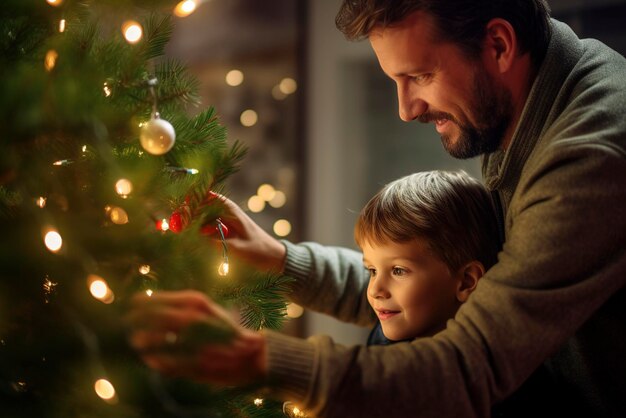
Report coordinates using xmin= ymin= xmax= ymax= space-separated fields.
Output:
xmin=411 ymin=74 xmax=431 ymax=83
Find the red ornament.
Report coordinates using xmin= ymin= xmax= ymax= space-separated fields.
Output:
xmin=169 ymin=211 xmax=184 ymax=233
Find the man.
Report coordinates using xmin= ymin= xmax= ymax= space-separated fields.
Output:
xmin=127 ymin=1 xmax=626 ymax=416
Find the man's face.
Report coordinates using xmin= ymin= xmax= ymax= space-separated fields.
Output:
xmin=362 ymin=238 xmax=463 ymax=341
xmin=369 ymin=11 xmax=513 ymax=158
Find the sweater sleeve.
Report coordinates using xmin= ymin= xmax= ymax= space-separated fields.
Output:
xmin=263 ymin=144 xmax=626 ymax=418
xmin=281 ymin=240 xmax=376 ymax=326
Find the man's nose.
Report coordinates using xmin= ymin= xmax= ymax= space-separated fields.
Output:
xmin=397 ymin=83 xmax=427 ymax=122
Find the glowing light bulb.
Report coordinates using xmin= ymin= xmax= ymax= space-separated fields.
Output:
xmin=240 ymin=109 xmax=258 ymax=127
xmin=108 ymin=206 xmax=129 ymax=225
xmin=139 ymin=265 xmax=150 ymax=275
xmin=272 ymin=85 xmax=287 ymax=101
xmin=247 ymin=195 xmax=265 ymax=213
xmin=87 ymin=274 xmax=114 ymax=304
xmin=44 ymin=230 xmax=62 ymax=252
xmin=218 ymin=261 xmax=229 ymax=276
xmin=36 ymin=197 xmax=47 ymax=208
xmin=58 ymin=19 xmax=66 ymax=33
xmin=174 ymin=0 xmax=197 ymax=17
xmin=286 ymin=303 xmax=304 ymax=318
xmin=159 ymin=218 xmax=169 ymax=231
xmin=103 ymin=82 xmax=111 ymax=97
xmin=46 ymin=0 xmax=63 ymax=6
xmin=44 ymin=50 xmax=58 ymax=71
xmin=115 ymin=178 xmax=132 ymax=198
xmin=82 ymin=145 xmax=87 ymax=153
xmin=254 ymin=398 xmax=264 ymax=406
xmin=269 ymin=190 xmax=286 ymax=208
xmin=145 ymin=289 xmax=153 ymax=297
xmin=94 ymin=378 xmax=117 ymax=403
xmin=225 ymin=69 xmax=244 ymax=86
xmin=273 ymin=219 xmax=291 ymax=237
xmin=279 ymin=78 xmax=297 ymax=95
xmin=122 ymin=21 xmax=143 ymax=44
xmin=257 ymin=184 xmax=276 ymax=201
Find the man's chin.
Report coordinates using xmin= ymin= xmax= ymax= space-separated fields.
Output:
xmin=441 ymin=136 xmax=480 ymax=159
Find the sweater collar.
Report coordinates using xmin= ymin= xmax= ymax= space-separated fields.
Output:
xmin=482 ymin=19 xmax=584 ymax=192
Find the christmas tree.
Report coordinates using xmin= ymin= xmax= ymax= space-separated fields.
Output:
xmin=0 ymin=1 xmax=291 ymax=416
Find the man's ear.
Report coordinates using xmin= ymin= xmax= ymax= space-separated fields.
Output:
xmin=456 ymin=261 xmax=485 ymax=303
xmin=483 ymin=18 xmax=518 ymax=74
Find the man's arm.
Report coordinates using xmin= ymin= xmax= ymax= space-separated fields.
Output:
xmin=264 ymin=144 xmax=626 ymax=417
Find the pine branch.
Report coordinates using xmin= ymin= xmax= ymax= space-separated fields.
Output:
xmin=141 ymin=13 xmax=174 ymax=60
xmin=0 ymin=186 xmax=22 ymax=218
xmin=219 ymin=274 xmax=294 ymax=331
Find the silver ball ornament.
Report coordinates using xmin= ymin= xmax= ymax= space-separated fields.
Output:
xmin=140 ymin=116 xmax=176 ymax=155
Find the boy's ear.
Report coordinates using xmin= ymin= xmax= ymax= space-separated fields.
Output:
xmin=456 ymin=261 xmax=485 ymax=303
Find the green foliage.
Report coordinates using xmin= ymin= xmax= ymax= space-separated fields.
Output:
xmin=0 ymin=1 xmax=291 ymax=416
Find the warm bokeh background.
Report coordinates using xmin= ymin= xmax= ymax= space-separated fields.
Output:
xmin=166 ymin=0 xmax=626 ymax=345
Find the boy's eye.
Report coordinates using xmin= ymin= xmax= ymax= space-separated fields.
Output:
xmin=392 ymin=267 xmax=406 ymax=276
xmin=367 ymin=268 xmax=377 ymax=277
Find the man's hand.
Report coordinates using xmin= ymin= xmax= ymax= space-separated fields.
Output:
xmin=126 ymin=290 xmax=268 ymax=386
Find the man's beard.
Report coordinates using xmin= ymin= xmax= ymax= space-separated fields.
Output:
xmin=418 ymin=69 xmax=514 ymax=159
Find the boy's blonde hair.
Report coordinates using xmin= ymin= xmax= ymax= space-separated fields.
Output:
xmin=354 ymin=171 xmax=500 ymax=271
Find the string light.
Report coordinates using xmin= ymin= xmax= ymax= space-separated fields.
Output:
xmin=164 ymin=166 xmax=199 ymax=175
xmin=272 ymin=85 xmax=287 ymax=101
xmin=138 ymin=265 xmax=151 ymax=275
xmin=81 ymin=145 xmax=87 ymax=153
xmin=283 ymin=402 xmax=307 ymax=417
xmin=247 ymin=195 xmax=265 ymax=213
xmin=44 ymin=50 xmax=58 ymax=72
xmin=279 ymin=78 xmax=297 ymax=95
xmin=106 ymin=206 xmax=129 ymax=225
xmin=174 ymin=0 xmax=197 ymax=17
xmin=44 ymin=229 xmax=63 ymax=253
xmin=257 ymin=184 xmax=276 ymax=201
xmin=269 ymin=190 xmax=286 ymax=208
xmin=103 ymin=82 xmax=112 ymax=97
xmin=225 ymin=69 xmax=244 ymax=86
xmin=46 ymin=0 xmax=63 ymax=6
xmin=58 ymin=19 xmax=66 ymax=33
xmin=240 ymin=109 xmax=258 ymax=127
xmin=36 ymin=197 xmax=47 ymax=208
xmin=87 ymin=274 xmax=115 ymax=304
xmin=286 ymin=303 xmax=304 ymax=318
xmin=43 ymin=276 xmax=58 ymax=303
xmin=216 ymin=219 xmax=229 ymax=276
xmin=157 ymin=218 xmax=169 ymax=231
xmin=254 ymin=398 xmax=264 ymax=407
xmin=145 ymin=289 xmax=153 ymax=297
xmin=273 ymin=219 xmax=291 ymax=237
xmin=218 ymin=261 xmax=229 ymax=276
xmin=115 ymin=179 xmax=133 ymax=198
xmin=52 ymin=159 xmax=73 ymax=166
xmin=94 ymin=379 xmax=117 ymax=403
xmin=121 ymin=20 xmax=143 ymax=44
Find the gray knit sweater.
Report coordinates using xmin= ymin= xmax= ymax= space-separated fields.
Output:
xmin=263 ymin=20 xmax=626 ymax=417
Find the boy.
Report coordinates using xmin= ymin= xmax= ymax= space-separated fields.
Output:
xmin=353 ymin=170 xmax=500 ymax=345
xmin=356 ymin=170 xmax=557 ymax=417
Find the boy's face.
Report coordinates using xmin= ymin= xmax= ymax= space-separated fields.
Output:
xmin=362 ymin=238 xmax=463 ymax=341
